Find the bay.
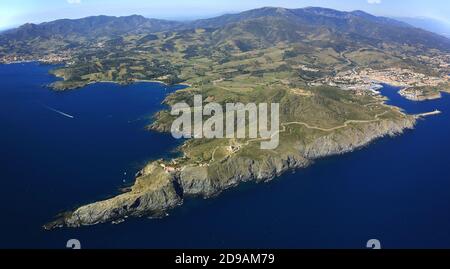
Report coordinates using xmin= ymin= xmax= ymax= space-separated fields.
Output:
xmin=1 ymin=63 xmax=449 ymax=249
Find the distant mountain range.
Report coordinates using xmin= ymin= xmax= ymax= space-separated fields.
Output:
xmin=395 ymin=17 xmax=450 ymax=38
xmin=2 ymin=15 xmax=182 ymax=39
xmin=1 ymin=7 xmax=449 ymax=55
xmin=30 ymin=7 xmax=450 ymax=230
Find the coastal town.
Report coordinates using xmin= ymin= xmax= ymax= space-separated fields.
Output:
xmin=0 ymin=52 xmax=73 ymax=64
xmin=2 ymin=48 xmax=449 ymax=102
xmin=311 ymin=57 xmax=450 ymax=100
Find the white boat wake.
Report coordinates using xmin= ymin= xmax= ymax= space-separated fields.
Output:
xmin=43 ymin=105 xmax=75 ymax=119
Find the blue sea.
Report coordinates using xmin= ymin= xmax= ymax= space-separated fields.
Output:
xmin=1 ymin=63 xmax=450 ymax=249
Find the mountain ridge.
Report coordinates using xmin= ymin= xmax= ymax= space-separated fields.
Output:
xmin=2 ymin=7 xmax=446 ymax=229
xmin=1 ymin=14 xmax=183 ymax=40
xmin=395 ymin=16 xmax=450 ymax=38
xmin=2 ymin=6 xmax=449 ymax=53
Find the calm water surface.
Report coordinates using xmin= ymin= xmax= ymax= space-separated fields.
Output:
xmin=1 ymin=63 xmax=450 ymax=248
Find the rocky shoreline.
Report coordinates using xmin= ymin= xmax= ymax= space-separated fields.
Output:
xmin=398 ymin=87 xmax=443 ymax=101
xmin=44 ymin=115 xmax=416 ymax=230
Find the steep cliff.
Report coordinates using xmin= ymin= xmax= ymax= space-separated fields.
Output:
xmin=45 ymin=115 xmax=415 ymax=229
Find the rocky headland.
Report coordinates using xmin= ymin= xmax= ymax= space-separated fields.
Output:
xmin=44 ymin=113 xmax=415 ymax=229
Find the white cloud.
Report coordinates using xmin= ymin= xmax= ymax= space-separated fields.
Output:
xmin=367 ymin=0 xmax=382 ymax=4
xmin=67 ymin=0 xmax=82 ymax=4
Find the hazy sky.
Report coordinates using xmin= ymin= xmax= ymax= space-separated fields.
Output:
xmin=1 ymin=0 xmax=450 ymax=30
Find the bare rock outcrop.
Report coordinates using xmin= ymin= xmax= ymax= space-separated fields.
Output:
xmin=45 ymin=116 xmax=416 ymax=229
